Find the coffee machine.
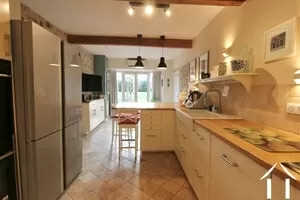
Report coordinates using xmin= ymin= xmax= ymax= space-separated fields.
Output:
xmin=183 ymin=90 xmax=205 ymax=109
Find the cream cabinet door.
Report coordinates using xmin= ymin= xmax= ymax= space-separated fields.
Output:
xmin=209 ymin=135 xmax=266 ymax=200
xmin=161 ymin=111 xmax=175 ymax=151
xmin=272 ymin=175 xmax=300 ymax=200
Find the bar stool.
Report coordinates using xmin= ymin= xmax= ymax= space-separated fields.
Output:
xmin=117 ymin=109 xmax=140 ymax=159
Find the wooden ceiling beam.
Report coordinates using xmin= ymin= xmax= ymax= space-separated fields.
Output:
xmin=115 ymin=0 xmax=245 ymax=6
xmin=67 ymin=35 xmax=193 ymax=48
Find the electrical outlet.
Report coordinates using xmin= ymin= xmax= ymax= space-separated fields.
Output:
xmin=286 ymin=103 xmax=300 ymax=115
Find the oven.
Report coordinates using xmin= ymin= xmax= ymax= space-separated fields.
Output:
xmin=0 ymin=59 xmax=17 ymax=200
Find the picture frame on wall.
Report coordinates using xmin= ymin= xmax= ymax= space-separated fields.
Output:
xmin=264 ymin=17 xmax=297 ymax=63
xmin=189 ymin=58 xmax=197 ymax=82
xmin=199 ymin=51 xmax=209 ymax=79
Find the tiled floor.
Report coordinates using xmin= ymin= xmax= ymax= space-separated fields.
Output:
xmin=60 ymin=119 xmax=198 ymax=200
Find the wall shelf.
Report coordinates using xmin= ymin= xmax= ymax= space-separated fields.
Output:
xmin=200 ymin=73 xmax=259 ymax=92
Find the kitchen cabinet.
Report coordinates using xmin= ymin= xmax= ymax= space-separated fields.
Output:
xmin=208 ymin=135 xmax=266 ymax=200
xmin=94 ymin=55 xmax=110 ymax=117
xmin=140 ymin=110 xmax=175 ymax=151
xmin=82 ymin=99 xmax=105 ymax=134
xmin=272 ymin=175 xmax=300 ymax=200
xmin=162 ymin=111 xmax=175 ymax=151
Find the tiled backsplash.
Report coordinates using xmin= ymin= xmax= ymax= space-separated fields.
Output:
xmin=178 ymin=70 xmax=300 ymax=135
xmin=201 ymin=82 xmax=300 ymax=135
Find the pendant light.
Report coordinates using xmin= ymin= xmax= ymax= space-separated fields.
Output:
xmin=158 ymin=35 xmax=167 ymax=69
xmin=135 ymin=34 xmax=144 ymax=69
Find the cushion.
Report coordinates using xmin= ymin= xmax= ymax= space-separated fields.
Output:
xmin=118 ymin=117 xmax=140 ymax=125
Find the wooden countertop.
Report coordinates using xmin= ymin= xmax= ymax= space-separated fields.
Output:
xmin=194 ymin=119 xmax=300 ymax=190
xmin=112 ymin=102 xmax=180 ymax=110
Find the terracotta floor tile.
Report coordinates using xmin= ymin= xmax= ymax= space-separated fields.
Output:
xmin=60 ymin=193 xmax=72 ymax=200
xmin=151 ymin=175 xmax=169 ymax=187
xmin=67 ymin=180 xmax=90 ymax=200
xmin=140 ymin=181 xmax=160 ymax=196
xmin=176 ymin=187 xmax=197 ymax=200
xmin=118 ymin=169 xmax=137 ymax=181
xmin=162 ymin=181 xmax=181 ymax=195
xmin=98 ymin=171 xmax=118 ymax=182
xmin=117 ymin=182 xmax=138 ymax=197
xmin=107 ymin=177 xmax=127 ymax=190
xmin=107 ymin=190 xmax=127 ymax=200
xmin=76 ymin=191 xmax=99 ymax=200
xmin=170 ymin=175 xmax=187 ymax=186
xmin=79 ymin=171 xmax=98 ymax=183
xmin=128 ymin=176 xmax=149 ymax=188
xmin=128 ymin=189 xmax=150 ymax=200
xmin=152 ymin=188 xmax=174 ymax=200
xmin=66 ymin=119 xmax=197 ymax=200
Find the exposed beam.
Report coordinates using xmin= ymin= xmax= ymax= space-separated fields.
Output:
xmin=67 ymin=35 xmax=193 ymax=48
xmin=115 ymin=0 xmax=245 ymax=6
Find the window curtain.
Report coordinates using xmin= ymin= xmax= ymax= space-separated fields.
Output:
xmin=110 ymin=70 xmax=117 ymax=105
xmin=152 ymin=71 xmax=162 ymax=101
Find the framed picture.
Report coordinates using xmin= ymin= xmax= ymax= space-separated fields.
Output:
xmin=264 ymin=17 xmax=297 ymax=62
xmin=199 ymin=51 xmax=209 ymax=78
xmin=189 ymin=58 xmax=196 ymax=82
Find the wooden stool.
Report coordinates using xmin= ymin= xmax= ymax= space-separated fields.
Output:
xmin=117 ymin=109 xmax=140 ymax=159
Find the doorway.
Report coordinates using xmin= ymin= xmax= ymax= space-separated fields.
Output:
xmin=116 ymin=72 xmax=153 ymax=103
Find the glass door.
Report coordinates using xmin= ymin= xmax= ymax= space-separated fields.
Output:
xmin=137 ymin=74 xmax=148 ymax=102
xmin=124 ymin=73 xmax=135 ymax=102
xmin=116 ymin=72 xmax=153 ymax=103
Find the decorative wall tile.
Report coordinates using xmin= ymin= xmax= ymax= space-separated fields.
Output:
xmin=78 ymin=46 xmax=94 ymax=74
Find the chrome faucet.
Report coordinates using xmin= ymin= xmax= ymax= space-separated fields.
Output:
xmin=203 ymin=89 xmax=221 ymax=113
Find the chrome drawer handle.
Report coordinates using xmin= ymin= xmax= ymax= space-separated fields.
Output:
xmin=193 ymin=168 xmax=203 ymax=178
xmin=147 ymin=135 xmax=156 ymax=137
xmin=181 ymin=147 xmax=185 ymax=152
xmin=196 ymin=133 xmax=205 ymax=140
xmin=181 ymin=134 xmax=186 ymax=139
xmin=220 ymin=154 xmax=238 ymax=167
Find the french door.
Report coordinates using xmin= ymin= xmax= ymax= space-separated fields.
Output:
xmin=117 ymin=72 xmax=152 ymax=103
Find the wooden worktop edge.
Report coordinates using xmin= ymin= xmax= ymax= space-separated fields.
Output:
xmin=194 ymin=120 xmax=300 ymax=190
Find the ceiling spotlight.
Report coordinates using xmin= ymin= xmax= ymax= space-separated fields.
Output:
xmin=144 ymin=5 xmax=154 ymax=16
xmin=165 ymin=8 xmax=172 ymax=17
xmin=128 ymin=6 xmax=135 ymax=16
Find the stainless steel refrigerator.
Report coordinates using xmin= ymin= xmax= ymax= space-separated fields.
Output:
xmin=11 ymin=20 xmax=63 ymax=200
xmin=61 ymin=42 xmax=82 ymax=188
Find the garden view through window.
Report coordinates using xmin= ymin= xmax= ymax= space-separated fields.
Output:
xmin=116 ymin=72 xmax=153 ymax=103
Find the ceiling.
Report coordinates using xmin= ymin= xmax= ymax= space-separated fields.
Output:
xmin=22 ymin=0 xmax=223 ymax=58
xmin=83 ymin=45 xmax=184 ymax=59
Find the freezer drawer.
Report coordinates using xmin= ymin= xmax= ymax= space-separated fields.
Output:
xmin=27 ymin=130 xmax=63 ymax=200
xmin=64 ymin=122 xmax=82 ymax=187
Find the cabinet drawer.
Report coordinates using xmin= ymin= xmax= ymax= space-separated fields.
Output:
xmin=141 ymin=131 xmax=161 ymax=151
xmin=189 ymin=157 xmax=207 ymax=200
xmin=141 ymin=125 xmax=161 ymax=131
xmin=141 ymin=117 xmax=162 ymax=125
xmin=141 ymin=110 xmax=162 ymax=117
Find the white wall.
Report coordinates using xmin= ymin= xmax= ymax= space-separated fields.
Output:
xmin=108 ymin=58 xmax=175 ymax=102
xmin=174 ymin=0 xmax=300 ymax=86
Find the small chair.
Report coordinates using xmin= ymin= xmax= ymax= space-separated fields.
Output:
xmin=117 ymin=109 xmax=140 ymax=159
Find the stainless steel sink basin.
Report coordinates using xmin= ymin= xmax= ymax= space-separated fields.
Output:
xmin=176 ymin=108 xmax=242 ymax=120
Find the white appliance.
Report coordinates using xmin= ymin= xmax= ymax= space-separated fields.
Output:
xmin=11 ymin=21 xmax=63 ymax=200
xmin=82 ymin=99 xmax=105 ymax=134
xmin=62 ymin=42 xmax=82 ymax=187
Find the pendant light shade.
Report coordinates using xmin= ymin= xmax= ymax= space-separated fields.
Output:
xmin=158 ymin=35 xmax=167 ymax=69
xmin=158 ymin=57 xmax=167 ymax=69
xmin=135 ymin=56 xmax=144 ymax=68
xmin=135 ymin=34 xmax=144 ymax=69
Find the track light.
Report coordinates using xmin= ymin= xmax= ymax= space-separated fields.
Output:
xmin=165 ymin=8 xmax=172 ymax=17
xmin=128 ymin=6 xmax=135 ymax=16
xmin=144 ymin=5 xmax=154 ymax=16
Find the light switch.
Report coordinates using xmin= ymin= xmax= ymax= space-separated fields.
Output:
xmin=286 ymin=103 xmax=300 ymax=115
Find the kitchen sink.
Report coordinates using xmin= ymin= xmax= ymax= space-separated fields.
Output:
xmin=176 ymin=108 xmax=242 ymax=120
